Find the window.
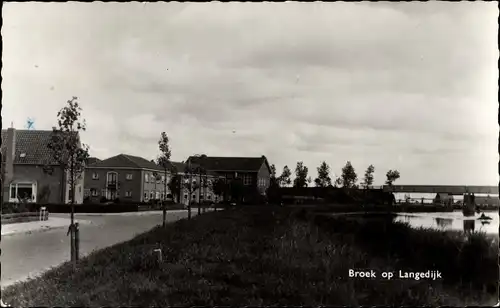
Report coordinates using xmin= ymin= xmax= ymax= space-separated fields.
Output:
xmin=161 ymin=192 xmax=165 ymax=200
xmin=156 ymin=191 xmax=160 ymax=199
xmin=192 ymin=194 xmax=196 ymax=199
xmin=156 ymin=176 xmax=161 ymax=184
xmin=91 ymin=188 xmax=98 ymax=196
xmin=92 ymin=172 xmax=99 ymax=180
xmin=161 ymin=175 xmax=165 ymax=183
xmin=101 ymin=189 xmax=107 ymax=196
xmin=184 ymin=194 xmax=188 ymax=200
xmin=243 ymin=174 xmax=252 ymax=186
xmin=208 ymin=195 xmax=211 ymax=200
xmin=144 ymin=191 xmax=149 ymax=200
xmin=125 ymin=191 xmax=132 ymax=197
xmin=107 ymin=172 xmax=117 ymax=184
xmin=10 ymin=183 xmax=35 ymax=202
xmin=145 ymin=173 xmax=149 ymax=183
xmin=150 ymin=191 xmax=155 ymax=200
xmin=126 ymin=174 xmax=133 ymax=180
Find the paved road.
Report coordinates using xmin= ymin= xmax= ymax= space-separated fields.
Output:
xmin=1 ymin=211 xmax=195 ymax=288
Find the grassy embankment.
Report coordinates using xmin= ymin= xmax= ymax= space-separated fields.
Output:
xmin=2 ymin=206 xmax=497 ymax=306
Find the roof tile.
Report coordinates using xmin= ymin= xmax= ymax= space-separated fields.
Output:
xmin=1 ymin=129 xmax=78 ymax=165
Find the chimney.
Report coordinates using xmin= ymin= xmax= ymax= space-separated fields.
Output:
xmin=4 ymin=127 xmax=16 ymax=184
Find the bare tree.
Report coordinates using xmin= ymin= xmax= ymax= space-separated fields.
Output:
xmin=47 ymin=96 xmax=89 ymax=265
xmin=157 ymin=132 xmax=172 ymax=227
xmin=183 ymin=162 xmax=199 ymax=219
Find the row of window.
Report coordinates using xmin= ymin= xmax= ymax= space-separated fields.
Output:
xmin=87 ymin=188 xmax=132 ymax=197
xmin=144 ymin=173 xmax=167 ymax=184
xmin=143 ymin=191 xmax=172 ymax=200
xmin=91 ymin=172 xmax=133 ymax=181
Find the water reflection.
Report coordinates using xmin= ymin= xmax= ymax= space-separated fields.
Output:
xmin=394 ymin=210 xmax=499 ymax=235
xmin=463 ymin=220 xmax=475 ymax=234
xmin=435 ymin=218 xmax=452 ymax=228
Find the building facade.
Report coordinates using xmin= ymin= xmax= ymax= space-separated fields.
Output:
xmin=85 ymin=154 xmax=167 ymax=203
xmin=185 ymin=155 xmax=271 ymax=203
xmin=1 ymin=128 xmax=85 ymax=204
xmin=84 ymin=154 xmax=220 ymax=204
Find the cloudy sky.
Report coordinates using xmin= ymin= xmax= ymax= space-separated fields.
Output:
xmin=2 ymin=2 xmax=498 ymax=185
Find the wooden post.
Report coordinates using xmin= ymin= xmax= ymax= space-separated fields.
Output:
xmin=75 ymin=223 xmax=80 ymax=261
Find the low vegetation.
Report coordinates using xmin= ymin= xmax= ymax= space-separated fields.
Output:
xmin=2 ymin=206 xmax=497 ymax=306
xmin=1 ymin=201 xmax=190 ymax=214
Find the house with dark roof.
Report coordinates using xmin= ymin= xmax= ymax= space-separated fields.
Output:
xmin=167 ymin=160 xmax=224 ymax=205
xmin=1 ymin=128 xmax=85 ymax=204
xmin=85 ymin=154 xmax=221 ymax=204
xmin=185 ymin=155 xmax=272 ymax=203
xmin=85 ymin=154 xmax=166 ymax=203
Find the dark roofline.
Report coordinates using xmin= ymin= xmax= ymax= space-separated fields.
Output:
xmin=185 ymin=155 xmax=269 ymax=172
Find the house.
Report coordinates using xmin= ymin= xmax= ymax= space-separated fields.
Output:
xmin=84 ymin=154 xmax=220 ymax=204
xmin=185 ymin=155 xmax=272 ymax=203
xmin=84 ymin=154 xmax=167 ymax=203
xmin=168 ymin=160 xmax=222 ymax=205
xmin=1 ymin=128 xmax=85 ymax=204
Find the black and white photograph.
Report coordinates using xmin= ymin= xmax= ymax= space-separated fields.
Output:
xmin=1 ymin=2 xmax=498 ymax=306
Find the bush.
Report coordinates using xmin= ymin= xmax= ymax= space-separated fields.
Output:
xmin=2 ymin=202 xmax=41 ymax=214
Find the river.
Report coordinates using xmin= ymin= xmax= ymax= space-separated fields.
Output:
xmin=394 ymin=210 xmax=499 ymax=235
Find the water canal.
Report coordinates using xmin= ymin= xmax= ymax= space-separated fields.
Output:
xmin=394 ymin=210 xmax=499 ymax=235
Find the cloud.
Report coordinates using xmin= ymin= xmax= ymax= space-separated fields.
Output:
xmin=2 ymin=2 xmax=498 ymax=186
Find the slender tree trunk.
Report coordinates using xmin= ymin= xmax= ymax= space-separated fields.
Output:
xmin=188 ymin=169 xmax=192 ymax=220
xmin=163 ymin=169 xmax=167 ymax=227
xmin=198 ymin=171 xmax=201 ymax=215
xmin=70 ymin=158 xmax=76 ymax=267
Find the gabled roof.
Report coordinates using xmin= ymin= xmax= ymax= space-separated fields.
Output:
xmin=186 ymin=155 xmax=270 ymax=173
xmin=87 ymin=154 xmax=162 ymax=170
xmin=164 ymin=161 xmax=218 ymax=176
xmin=1 ymin=129 xmax=79 ymax=165
xmin=86 ymin=157 xmax=101 ymax=165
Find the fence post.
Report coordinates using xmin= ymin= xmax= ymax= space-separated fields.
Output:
xmin=39 ymin=207 xmax=47 ymax=221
